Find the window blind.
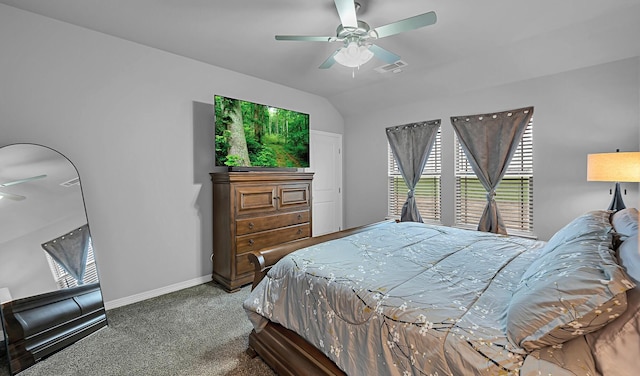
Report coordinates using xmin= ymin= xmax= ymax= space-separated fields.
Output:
xmin=455 ymin=119 xmax=533 ymax=234
xmin=388 ymin=129 xmax=441 ymax=222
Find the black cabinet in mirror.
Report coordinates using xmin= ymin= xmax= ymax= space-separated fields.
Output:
xmin=0 ymin=144 xmax=107 ymax=375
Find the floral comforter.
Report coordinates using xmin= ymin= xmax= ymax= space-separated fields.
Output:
xmin=243 ymin=221 xmax=547 ymax=375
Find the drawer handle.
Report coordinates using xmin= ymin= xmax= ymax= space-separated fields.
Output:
xmin=297 ymin=214 xmax=302 ymax=220
xmin=248 ymin=222 xmax=254 ymax=229
xmin=248 ymin=239 xmax=255 ymax=246
xmin=297 ymin=228 xmax=302 ymax=235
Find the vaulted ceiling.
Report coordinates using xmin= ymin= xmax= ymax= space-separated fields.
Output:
xmin=1 ymin=0 xmax=639 ymax=117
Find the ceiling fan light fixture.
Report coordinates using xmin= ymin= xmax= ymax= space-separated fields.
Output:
xmin=334 ymin=42 xmax=373 ymax=68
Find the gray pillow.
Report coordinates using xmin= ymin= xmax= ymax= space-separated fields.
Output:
xmin=619 ymin=235 xmax=640 ymax=283
xmin=611 ymin=207 xmax=638 ymax=239
xmin=506 ymin=211 xmax=635 ymax=352
xmin=541 ymin=210 xmax=613 ymax=255
xmin=585 ymin=285 xmax=640 ymax=376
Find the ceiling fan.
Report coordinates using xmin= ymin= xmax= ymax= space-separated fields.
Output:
xmin=0 ymin=174 xmax=47 ymax=201
xmin=275 ymin=0 xmax=437 ymax=69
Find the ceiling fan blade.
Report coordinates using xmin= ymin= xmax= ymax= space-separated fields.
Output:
xmin=334 ymin=0 xmax=358 ymax=28
xmin=0 ymin=174 xmax=47 ymax=188
xmin=0 ymin=191 xmax=26 ymax=201
xmin=319 ymin=50 xmax=339 ymax=69
xmin=368 ymin=44 xmax=400 ymax=64
xmin=374 ymin=11 xmax=437 ymax=39
xmin=275 ymin=35 xmax=333 ymax=42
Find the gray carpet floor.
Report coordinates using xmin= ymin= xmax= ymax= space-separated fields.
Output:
xmin=0 ymin=283 xmax=276 ymax=376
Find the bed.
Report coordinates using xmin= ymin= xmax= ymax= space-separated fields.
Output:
xmin=243 ymin=209 xmax=640 ymax=376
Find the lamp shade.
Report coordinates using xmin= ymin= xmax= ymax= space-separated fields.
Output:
xmin=587 ymin=152 xmax=640 ymax=182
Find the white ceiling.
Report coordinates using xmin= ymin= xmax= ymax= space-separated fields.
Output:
xmin=1 ymin=0 xmax=640 ymax=117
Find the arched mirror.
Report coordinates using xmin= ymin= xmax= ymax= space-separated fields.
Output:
xmin=0 ymin=144 xmax=107 ymax=375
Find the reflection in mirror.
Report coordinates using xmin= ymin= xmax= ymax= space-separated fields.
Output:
xmin=0 ymin=144 xmax=107 ymax=375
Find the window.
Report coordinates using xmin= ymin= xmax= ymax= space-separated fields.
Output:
xmin=45 ymin=238 xmax=99 ymax=288
xmin=388 ymin=129 xmax=441 ymax=222
xmin=455 ymin=119 xmax=533 ymax=234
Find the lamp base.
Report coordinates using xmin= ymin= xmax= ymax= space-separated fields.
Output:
xmin=608 ymin=182 xmax=626 ymax=212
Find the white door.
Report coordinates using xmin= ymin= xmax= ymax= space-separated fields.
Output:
xmin=309 ymin=130 xmax=343 ymax=236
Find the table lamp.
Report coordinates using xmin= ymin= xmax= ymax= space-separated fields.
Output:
xmin=587 ymin=150 xmax=640 ymax=211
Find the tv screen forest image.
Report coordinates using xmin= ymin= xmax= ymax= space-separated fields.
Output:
xmin=214 ymin=95 xmax=310 ymax=168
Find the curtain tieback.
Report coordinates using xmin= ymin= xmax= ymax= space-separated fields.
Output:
xmin=407 ymin=190 xmax=415 ymax=198
xmin=486 ymin=190 xmax=496 ymax=201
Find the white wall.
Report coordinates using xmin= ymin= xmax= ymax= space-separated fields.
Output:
xmin=0 ymin=4 xmax=344 ymax=306
xmin=344 ymin=57 xmax=640 ymax=240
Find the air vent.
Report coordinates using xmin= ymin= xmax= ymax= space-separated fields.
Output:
xmin=375 ymin=60 xmax=408 ymax=73
xmin=60 ymin=177 xmax=80 ymax=187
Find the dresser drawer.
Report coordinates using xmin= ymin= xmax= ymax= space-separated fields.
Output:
xmin=278 ymin=183 xmax=310 ymax=209
xmin=236 ymin=223 xmax=311 ymax=255
xmin=235 ymin=185 xmax=278 ymax=215
xmin=235 ymin=223 xmax=311 ymax=275
xmin=236 ymin=252 xmax=257 ymax=277
xmin=236 ymin=211 xmax=310 ymax=236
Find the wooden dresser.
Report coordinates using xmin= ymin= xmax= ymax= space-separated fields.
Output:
xmin=211 ymin=171 xmax=313 ymax=292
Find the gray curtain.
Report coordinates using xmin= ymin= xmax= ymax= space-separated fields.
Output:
xmin=386 ymin=120 xmax=441 ymax=222
xmin=451 ymin=107 xmax=533 ymax=234
xmin=41 ymin=224 xmax=90 ymax=283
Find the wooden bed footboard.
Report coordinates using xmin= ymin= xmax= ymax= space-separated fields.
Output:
xmin=246 ymin=220 xmax=393 ymax=375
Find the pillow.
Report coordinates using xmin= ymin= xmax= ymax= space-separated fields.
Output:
xmin=506 ymin=211 xmax=635 ymax=352
xmin=583 ymin=212 xmax=639 ymax=376
xmin=611 ymin=208 xmax=639 ymax=239
xmin=541 ymin=210 xmax=613 ymax=255
xmin=520 ymin=336 xmax=598 ymax=376
xmin=619 ymin=235 xmax=640 ymax=283
xmin=585 ymin=285 xmax=640 ymax=376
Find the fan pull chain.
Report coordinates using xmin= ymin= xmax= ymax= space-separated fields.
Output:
xmin=351 ymin=65 xmax=362 ymax=79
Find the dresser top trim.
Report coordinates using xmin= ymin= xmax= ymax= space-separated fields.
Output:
xmin=211 ymin=171 xmax=314 ymax=183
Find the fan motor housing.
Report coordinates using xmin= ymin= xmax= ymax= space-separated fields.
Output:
xmin=336 ymin=20 xmax=375 ymax=40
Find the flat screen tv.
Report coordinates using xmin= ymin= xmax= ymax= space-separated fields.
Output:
xmin=214 ymin=95 xmax=310 ymax=170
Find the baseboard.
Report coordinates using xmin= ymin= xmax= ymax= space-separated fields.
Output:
xmin=103 ymin=275 xmax=212 ymax=310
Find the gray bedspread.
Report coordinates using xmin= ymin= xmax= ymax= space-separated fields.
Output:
xmin=243 ymin=221 xmax=602 ymax=375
